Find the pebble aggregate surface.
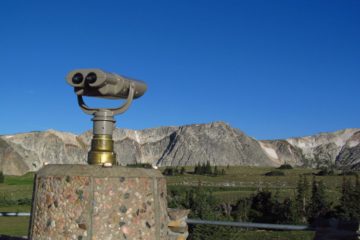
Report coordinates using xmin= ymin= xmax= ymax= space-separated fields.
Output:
xmin=29 ymin=165 xmax=170 ymax=240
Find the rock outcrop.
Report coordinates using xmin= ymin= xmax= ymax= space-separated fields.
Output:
xmin=0 ymin=122 xmax=359 ymax=175
xmin=335 ymin=131 xmax=360 ymax=169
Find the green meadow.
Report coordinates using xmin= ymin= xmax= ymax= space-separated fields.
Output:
xmin=165 ymin=166 xmax=344 ymax=204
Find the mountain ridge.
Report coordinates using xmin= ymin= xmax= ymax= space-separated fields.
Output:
xmin=0 ymin=122 xmax=359 ymax=175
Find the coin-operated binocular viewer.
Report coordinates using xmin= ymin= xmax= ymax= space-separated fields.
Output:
xmin=66 ymin=69 xmax=147 ymax=165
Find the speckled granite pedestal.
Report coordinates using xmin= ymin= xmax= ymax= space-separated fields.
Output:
xmin=29 ymin=165 xmax=169 ymax=240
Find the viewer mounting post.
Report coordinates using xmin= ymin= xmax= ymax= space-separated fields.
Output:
xmin=66 ymin=69 xmax=147 ymax=165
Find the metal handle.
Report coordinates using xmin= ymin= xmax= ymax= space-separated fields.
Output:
xmin=77 ymin=83 xmax=135 ymax=116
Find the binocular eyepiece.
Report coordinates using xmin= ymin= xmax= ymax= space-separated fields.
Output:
xmin=71 ymin=72 xmax=98 ymax=85
xmin=66 ymin=69 xmax=147 ymax=99
xmin=71 ymin=73 xmax=84 ymax=84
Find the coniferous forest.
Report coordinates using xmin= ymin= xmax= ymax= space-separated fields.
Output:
xmin=164 ymin=163 xmax=360 ymax=239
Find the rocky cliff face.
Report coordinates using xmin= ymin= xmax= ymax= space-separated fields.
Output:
xmin=288 ymin=129 xmax=360 ymax=168
xmin=78 ymin=122 xmax=272 ymax=167
xmin=0 ymin=130 xmax=88 ymax=175
xmin=0 ymin=122 xmax=359 ymax=175
xmin=335 ymin=131 xmax=360 ymax=169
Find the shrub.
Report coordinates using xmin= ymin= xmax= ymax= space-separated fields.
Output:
xmin=163 ymin=167 xmax=180 ymax=176
xmin=265 ymin=170 xmax=285 ymax=176
xmin=0 ymin=197 xmax=32 ymax=206
xmin=315 ymin=167 xmax=334 ymax=176
xmin=17 ymin=198 xmax=32 ymax=205
xmin=126 ymin=163 xmax=152 ymax=169
xmin=163 ymin=167 xmax=174 ymax=176
xmin=0 ymin=171 xmax=4 ymax=183
xmin=278 ymin=164 xmax=293 ymax=169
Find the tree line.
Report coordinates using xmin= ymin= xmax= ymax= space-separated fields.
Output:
xmin=168 ymin=174 xmax=360 ymax=239
xmin=163 ymin=161 xmax=226 ymax=176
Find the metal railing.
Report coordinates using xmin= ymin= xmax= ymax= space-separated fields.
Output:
xmin=0 ymin=212 xmax=309 ymax=231
xmin=186 ymin=219 xmax=309 ymax=231
xmin=0 ymin=213 xmax=309 ymax=230
xmin=0 ymin=212 xmax=30 ymax=217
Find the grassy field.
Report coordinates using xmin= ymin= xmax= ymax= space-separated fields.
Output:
xmin=0 ymin=172 xmax=34 ymax=202
xmin=165 ymin=166 xmax=346 ymax=203
xmin=165 ymin=166 xmax=344 ymax=188
xmin=0 ymin=172 xmax=33 ymax=236
xmin=190 ymin=227 xmax=315 ymax=240
xmin=233 ymin=230 xmax=315 ymax=240
xmin=0 ymin=166 xmax=355 ymax=238
xmin=0 ymin=217 xmax=30 ymax=237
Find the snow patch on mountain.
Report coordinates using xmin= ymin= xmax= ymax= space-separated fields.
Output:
xmin=259 ymin=142 xmax=279 ymax=160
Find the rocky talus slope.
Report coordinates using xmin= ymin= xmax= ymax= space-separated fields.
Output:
xmin=0 ymin=122 xmax=359 ymax=175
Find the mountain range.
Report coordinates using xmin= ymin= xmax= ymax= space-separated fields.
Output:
xmin=0 ymin=122 xmax=359 ymax=175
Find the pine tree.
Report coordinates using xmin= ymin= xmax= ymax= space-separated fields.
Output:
xmin=272 ymin=197 xmax=296 ymax=224
xmin=307 ymin=176 xmax=328 ymax=223
xmin=303 ymin=175 xmax=310 ymax=201
xmin=337 ymin=175 xmax=360 ymax=220
xmin=0 ymin=171 xmax=4 ymax=183
xmin=213 ymin=166 xmax=219 ymax=176
xmin=295 ymin=175 xmax=310 ymax=223
xmin=249 ymin=190 xmax=274 ymax=223
xmin=205 ymin=161 xmax=212 ymax=175
xmin=187 ymin=185 xmax=216 ymax=220
xmin=163 ymin=167 xmax=174 ymax=176
xmin=232 ymin=198 xmax=251 ymax=222
xmin=354 ymin=174 xmax=360 ymax=219
xmin=340 ymin=176 xmax=353 ymax=206
xmin=194 ymin=163 xmax=200 ymax=174
xmin=200 ymin=162 xmax=206 ymax=174
xmin=354 ymin=174 xmax=360 ymax=199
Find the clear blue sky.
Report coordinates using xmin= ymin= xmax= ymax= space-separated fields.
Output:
xmin=0 ymin=0 xmax=359 ymax=139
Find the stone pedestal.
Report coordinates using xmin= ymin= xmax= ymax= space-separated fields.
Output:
xmin=29 ymin=165 xmax=169 ymax=240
